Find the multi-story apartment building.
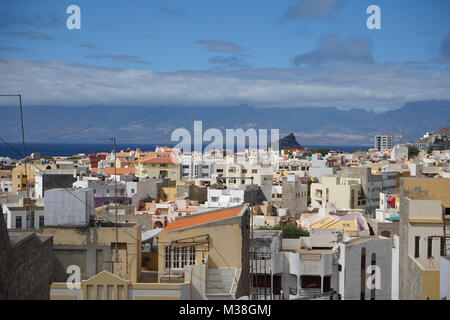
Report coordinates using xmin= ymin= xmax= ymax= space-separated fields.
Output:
xmin=310 ymin=175 xmax=366 ymax=211
xmin=136 ymin=157 xmax=181 ymax=181
xmin=181 ymin=155 xmax=214 ymax=180
xmin=374 ymin=133 xmax=394 ymax=151
xmin=337 ymin=167 xmax=399 ymax=215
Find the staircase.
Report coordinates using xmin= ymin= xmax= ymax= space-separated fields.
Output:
xmin=206 ymin=268 xmax=236 ymax=299
xmin=444 ymin=209 xmax=450 ymax=256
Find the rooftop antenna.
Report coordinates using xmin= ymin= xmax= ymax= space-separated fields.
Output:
xmin=0 ymin=94 xmax=31 ymax=228
xmin=165 ymin=128 xmax=168 ymax=148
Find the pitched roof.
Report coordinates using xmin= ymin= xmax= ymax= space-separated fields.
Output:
xmin=162 ymin=205 xmax=245 ymax=232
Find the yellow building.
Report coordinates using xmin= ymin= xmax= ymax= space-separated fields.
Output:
xmin=11 ymin=162 xmax=53 ymax=192
xmin=50 ymin=205 xmax=250 ymax=300
xmin=399 ymin=178 xmax=450 ymax=300
xmin=136 ymin=157 xmax=181 ymax=181
xmin=310 ymin=175 xmax=366 ymax=211
xmin=158 ymin=205 xmax=250 ymax=299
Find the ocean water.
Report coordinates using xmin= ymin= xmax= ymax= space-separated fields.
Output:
xmin=0 ymin=142 xmax=371 ymax=159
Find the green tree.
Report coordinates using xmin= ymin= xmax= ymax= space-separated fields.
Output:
xmin=408 ymin=145 xmax=420 ymax=158
xmin=309 ymin=148 xmax=330 ymax=157
xmin=256 ymin=224 xmax=310 ymax=239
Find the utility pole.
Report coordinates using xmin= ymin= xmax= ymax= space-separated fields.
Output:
xmin=109 ymin=137 xmax=119 ymax=264
xmin=0 ymin=94 xmax=31 ymax=228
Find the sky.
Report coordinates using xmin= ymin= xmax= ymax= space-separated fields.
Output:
xmin=0 ymin=0 xmax=450 ymax=111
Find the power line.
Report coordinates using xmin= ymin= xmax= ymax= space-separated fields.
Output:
xmin=0 ymin=135 xmax=240 ymax=293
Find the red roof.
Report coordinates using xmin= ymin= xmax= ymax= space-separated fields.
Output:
xmin=162 ymin=206 xmax=244 ymax=232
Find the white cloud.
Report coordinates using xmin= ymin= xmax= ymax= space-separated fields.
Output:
xmin=0 ymin=57 xmax=449 ymax=111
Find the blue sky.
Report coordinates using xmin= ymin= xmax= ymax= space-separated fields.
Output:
xmin=0 ymin=0 xmax=449 ymax=110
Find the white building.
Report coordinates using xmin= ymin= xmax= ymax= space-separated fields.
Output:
xmin=181 ymin=155 xmax=214 ymax=180
xmin=309 ymin=154 xmax=336 ymax=183
xmin=338 ymin=236 xmax=392 ymax=300
xmin=2 ymin=198 xmax=44 ymax=229
xmin=205 ymin=188 xmax=246 ymax=208
xmin=0 ymin=180 xmax=12 ymax=193
xmin=44 ymin=188 xmax=94 ymax=226
xmin=391 ymin=144 xmax=408 ymax=161
xmin=374 ymin=133 xmax=394 ymax=151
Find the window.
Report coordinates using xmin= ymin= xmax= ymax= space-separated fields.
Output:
xmin=300 ymin=275 xmax=321 ymax=289
xmin=323 ymin=276 xmax=331 ymax=293
xmin=165 ymin=246 xmax=196 ymax=269
xmin=361 ymin=248 xmax=366 ymax=300
xmin=427 ymin=238 xmax=433 ymax=258
xmin=441 ymin=238 xmax=446 ymax=256
xmin=211 ymin=197 xmax=219 ymax=202
xmin=15 ymin=216 xmax=22 ymax=229
xmin=252 ymin=169 xmax=258 ymax=174
xmin=370 ymin=253 xmax=376 ymax=300
xmin=131 ymin=189 xmax=135 ymax=193
xmin=39 ymin=216 xmax=44 ymax=227
xmin=338 ymin=264 xmax=342 ymax=272
xmin=415 ymin=236 xmax=420 ymax=258
xmin=351 ymin=190 xmax=355 ymax=208
xmin=241 ymin=169 xmax=247 ymax=173
xmin=361 ymin=248 xmax=366 ymax=270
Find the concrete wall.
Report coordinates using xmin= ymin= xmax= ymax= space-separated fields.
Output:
xmin=339 ymin=237 xmax=392 ymax=300
xmin=41 ymin=223 xmax=141 ymax=283
xmin=440 ymin=256 xmax=450 ymax=300
xmin=36 ymin=171 xmax=76 ymax=199
xmin=0 ymin=214 xmax=54 ymax=299
xmin=44 ymin=188 xmax=94 ymax=226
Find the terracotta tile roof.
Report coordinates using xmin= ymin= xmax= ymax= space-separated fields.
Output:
xmin=104 ymin=167 xmax=135 ymax=175
xmin=162 ymin=205 xmax=244 ymax=232
xmin=141 ymin=157 xmax=180 ymax=164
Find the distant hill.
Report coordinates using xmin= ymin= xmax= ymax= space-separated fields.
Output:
xmin=436 ymin=126 xmax=450 ymax=135
xmin=415 ymin=125 xmax=450 ymax=150
xmin=275 ymin=133 xmax=303 ymax=150
xmin=0 ymin=100 xmax=449 ymax=146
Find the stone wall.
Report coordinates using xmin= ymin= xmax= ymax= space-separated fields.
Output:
xmin=0 ymin=213 xmax=54 ymax=299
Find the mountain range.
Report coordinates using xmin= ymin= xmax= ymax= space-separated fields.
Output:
xmin=0 ymin=100 xmax=449 ymax=146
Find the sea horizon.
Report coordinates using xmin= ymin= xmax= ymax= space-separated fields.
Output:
xmin=0 ymin=142 xmax=372 ymax=159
